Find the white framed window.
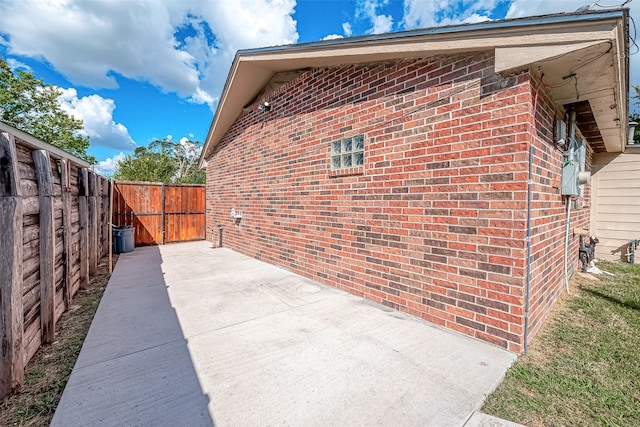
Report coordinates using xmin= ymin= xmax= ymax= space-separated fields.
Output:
xmin=331 ymin=134 xmax=364 ymax=169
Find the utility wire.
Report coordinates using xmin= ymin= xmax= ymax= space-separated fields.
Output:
xmin=629 ymin=15 xmax=639 ymax=55
xmin=592 ymin=0 xmax=632 ymax=7
xmin=571 ymin=42 xmax=613 ymax=74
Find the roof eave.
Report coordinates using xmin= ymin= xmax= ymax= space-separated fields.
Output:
xmin=200 ymin=9 xmax=628 ymax=162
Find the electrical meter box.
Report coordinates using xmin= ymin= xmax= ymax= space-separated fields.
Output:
xmin=562 ymin=160 xmax=580 ymax=196
xmin=554 ymin=119 xmax=567 ymax=146
xmin=562 ymin=140 xmax=588 ymax=197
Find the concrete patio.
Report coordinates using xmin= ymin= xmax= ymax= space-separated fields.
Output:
xmin=52 ymin=241 xmax=516 ymax=426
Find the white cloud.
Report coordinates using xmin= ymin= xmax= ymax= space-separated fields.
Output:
xmin=402 ymin=0 xmax=498 ymax=29
xmin=0 ymin=0 xmax=298 ymax=110
xmin=357 ymin=0 xmax=395 ymax=34
xmin=322 ymin=34 xmax=344 ymax=41
xmin=190 ymin=87 xmax=217 ymax=109
xmin=323 ymin=22 xmax=353 ymax=40
xmin=5 ymin=57 xmax=30 ymax=71
xmin=94 ymin=152 xmax=126 ymax=177
xmin=343 ymin=22 xmax=353 ymax=37
xmin=372 ymin=14 xmax=394 ymax=34
xmin=185 ymin=0 xmax=298 ymax=106
xmin=58 ymin=88 xmax=137 ymax=151
xmin=505 ymin=0 xmax=586 ymax=18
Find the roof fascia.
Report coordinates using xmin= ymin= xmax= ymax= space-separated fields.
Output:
xmin=238 ymin=10 xmax=625 ymax=56
xmin=200 ymin=10 xmax=627 ymax=163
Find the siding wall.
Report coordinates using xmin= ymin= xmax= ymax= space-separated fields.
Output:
xmin=590 ymin=147 xmax=640 ymax=261
xmin=205 ymin=52 xmax=591 ymax=352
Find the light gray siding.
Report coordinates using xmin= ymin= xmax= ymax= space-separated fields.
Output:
xmin=590 ymin=147 xmax=640 ymax=261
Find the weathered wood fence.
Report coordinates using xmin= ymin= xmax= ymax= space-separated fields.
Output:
xmin=0 ymin=124 xmax=110 ymax=398
xmin=112 ymin=181 xmax=205 ymax=246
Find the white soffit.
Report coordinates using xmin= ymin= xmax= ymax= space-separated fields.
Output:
xmin=494 ymin=40 xmax=606 ymax=73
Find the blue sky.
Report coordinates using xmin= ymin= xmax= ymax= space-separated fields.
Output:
xmin=0 ymin=0 xmax=638 ymax=175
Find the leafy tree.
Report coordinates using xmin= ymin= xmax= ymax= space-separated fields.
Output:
xmin=630 ymin=85 xmax=640 ymax=144
xmin=0 ymin=57 xmax=94 ymax=163
xmin=113 ymin=138 xmax=205 ymax=184
xmin=173 ymin=140 xmax=206 ymax=184
xmin=113 ymin=144 xmax=177 ymax=183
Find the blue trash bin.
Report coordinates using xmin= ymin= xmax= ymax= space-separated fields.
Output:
xmin=112 ymin=226 xmax=135 ymax=253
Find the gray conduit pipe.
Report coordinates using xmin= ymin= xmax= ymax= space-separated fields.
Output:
xmin=524 ymin=80 xmax=543 ymax=356
xmin=564 ymin=111 xmax=576 ymax=294
xmin=564 ymin=196 xmax=572 ymax=293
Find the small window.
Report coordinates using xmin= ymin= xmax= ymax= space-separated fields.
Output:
xmin=331 ymin=135 xmax=364 ymax=169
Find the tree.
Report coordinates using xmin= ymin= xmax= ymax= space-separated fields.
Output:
xmin=173 ymin=140 xmax=206 ymax=184
xmin=630 ymin=85 xmax=640 ymax=144
xmin=0 ymin=57 xmax=95 ymax=163
xmin=113 ymin=138 xmax=205 ymax=184
xmin=113 ymin=144 xmax=177 ymax=183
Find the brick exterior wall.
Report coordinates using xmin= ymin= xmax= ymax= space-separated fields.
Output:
xmin=205 ymin=51 xmax=592 ymax=352
xmin=526 ymin=77 xmax=593 ymax=342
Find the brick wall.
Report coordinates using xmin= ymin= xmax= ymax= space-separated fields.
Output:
xmin=525 ymin=76 xmax=592 ymax=342
xmin=206 ymin=51 xmax=589 ymax=352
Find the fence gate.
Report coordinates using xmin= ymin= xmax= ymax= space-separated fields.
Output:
xmin=112 ymin=181 xmax=205 ymax=245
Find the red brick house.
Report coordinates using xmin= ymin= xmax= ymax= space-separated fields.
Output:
xmin=201 ymin=10 xmax=629 ymax=352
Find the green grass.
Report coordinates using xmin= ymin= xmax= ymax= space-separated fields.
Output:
xmin=483 ymin=261 xmax=640 ymax=427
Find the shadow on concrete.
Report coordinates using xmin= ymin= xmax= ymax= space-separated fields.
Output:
xmin=51 ymin=246 xmax=214 ymax=427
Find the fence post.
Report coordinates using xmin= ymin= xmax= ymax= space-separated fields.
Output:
xmin=88 ymin=172 xmax=98 ymax=274
xmin=161 ymin=184 xmax=166 ymax=244
xmin=0 ymin=132 xmax=24 ymax=397
xmin=32 ymin=150 xmax=55 ymax=344
xmin=59 ymin=160 xmax=72 ymax=307
xmin=78 ymin=168 xmax=89 ymax=289
xmin=101 ymin=178 xmax=109 ymax=258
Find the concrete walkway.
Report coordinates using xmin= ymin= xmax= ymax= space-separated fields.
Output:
xmin=52 ymin=241 xmax=516 ymax=426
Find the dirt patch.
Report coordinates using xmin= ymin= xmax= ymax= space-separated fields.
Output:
xmin=0 ymin=256 xmax=116 ymax=427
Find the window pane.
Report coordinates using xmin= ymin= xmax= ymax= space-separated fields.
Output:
xmin=354 ymin=151 xmax=364 ymax=166
xmin=342 ymin=137 xmax=352 ymax=153
xmin=332 ymin=155 xmax=341 ymax=169
xmin=353 ymin=135 xmax=364 ymax=150
xmin=332 ymin=140 xmax=341 ymax=154
xmin=330 ymin=135 xmax=364 ymax=170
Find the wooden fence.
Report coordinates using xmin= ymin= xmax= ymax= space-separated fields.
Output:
xmin=112 ymin=181 xmax=205 ymax=245
xmin=0 ymin=124 xmax=110 ymax=398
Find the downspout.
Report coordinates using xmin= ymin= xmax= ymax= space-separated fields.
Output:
xmin=524 ymin=78 xmax=543 ymax=356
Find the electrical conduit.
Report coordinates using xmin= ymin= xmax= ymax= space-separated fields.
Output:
xmin=563 ymin=110 xmax=577 ymax=294
xmin=564 ymin=196 xmax=572 ymax=293
xmin=524 ymin=78 xmax=543 ymax=356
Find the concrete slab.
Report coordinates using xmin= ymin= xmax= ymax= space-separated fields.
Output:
xmin=464 ymin=412 xmax=527 ymax=427
xmin=53 ymin=241 xmax=516 ymax=426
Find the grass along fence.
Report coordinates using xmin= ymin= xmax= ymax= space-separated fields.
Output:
xmin=0 ymin=123 xmax=110 ymax=399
